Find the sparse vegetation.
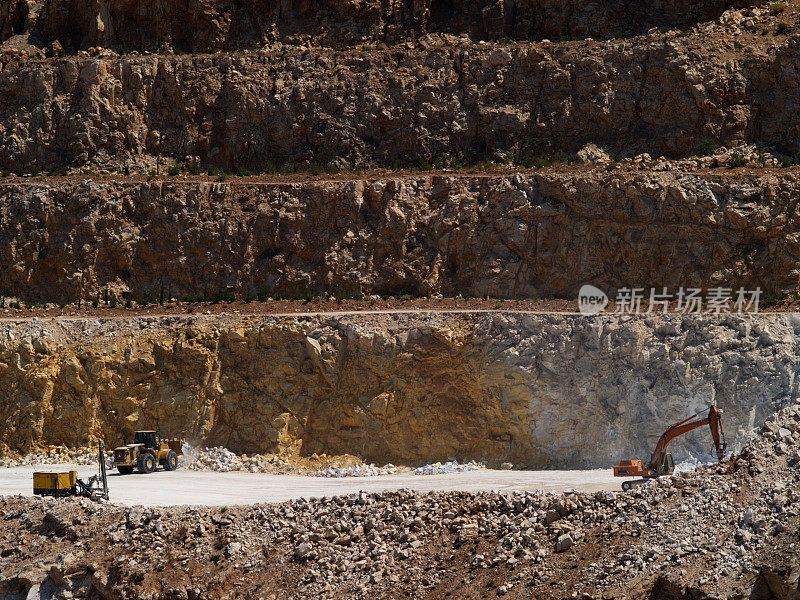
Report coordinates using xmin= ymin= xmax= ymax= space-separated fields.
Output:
xmin=696 ymin=137 xmax=718 ymax=157
xmin=770 ymin=2 xmax=787 ymax=15
xmin=761 ymin=291 xmax=788 ymax=308
xmin=729 ymin=152 xmax=747 ymax=168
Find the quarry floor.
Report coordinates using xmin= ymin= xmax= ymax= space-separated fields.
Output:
xmin=1 ymin=464 xmax=619 ymax=506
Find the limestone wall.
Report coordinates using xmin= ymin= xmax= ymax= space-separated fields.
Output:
xmin=1 ymin=311 xmax=796 ymax=467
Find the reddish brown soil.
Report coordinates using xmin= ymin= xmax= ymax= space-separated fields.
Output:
xmin=2 ymin=296 xmax=797 ymax=320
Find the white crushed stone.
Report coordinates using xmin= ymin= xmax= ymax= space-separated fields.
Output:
xmin=313 ymin=463 xmax=398 ymax=477
xmin=414 ymin=460 xmax=485 ymax=475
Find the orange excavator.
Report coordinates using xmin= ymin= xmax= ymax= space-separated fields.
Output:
xmin=613 ymin=406 xmax=727 ymax=490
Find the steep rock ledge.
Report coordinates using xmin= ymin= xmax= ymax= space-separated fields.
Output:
xmin=3 ymin=0 xmax=760 ymax=52
xmin=1 ymin=172 xmax=798 ymax=303
xmin=0 ymin=30 xmax=797 ymax=170
xmin=0 ymin=311 xmax=796 ymax=467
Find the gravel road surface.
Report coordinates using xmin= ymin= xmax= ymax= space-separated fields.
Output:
xmin=1 ymin=464 xmax=619 ymax=506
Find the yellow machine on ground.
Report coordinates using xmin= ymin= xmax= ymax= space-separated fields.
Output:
xmin=112 ymin=430 xmax=183 ymax=474
xmin=33 ymin=441 xmax=109 ymax=500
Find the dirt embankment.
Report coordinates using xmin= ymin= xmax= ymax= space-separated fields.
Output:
xmin=0 ymin=312 xmax=796 ymax=466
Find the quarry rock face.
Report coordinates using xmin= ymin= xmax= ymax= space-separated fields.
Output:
xmin=2 ymin=172 xmax=799 ymax=303
xmin=0 ymin=312 xmax=796 ymax=467
xmin=0 ymin=24 xmax=798 ymax=172
xmin=5 ymin=0 xmax=758 ymax=52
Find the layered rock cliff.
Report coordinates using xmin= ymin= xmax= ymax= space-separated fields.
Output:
xmin=0 ymin=311 xmax=796 ymax=467
xmin=1 ymin=171 xmax=798 ymax=304
xmin=0 ymin=11 xmax=797 ymax=171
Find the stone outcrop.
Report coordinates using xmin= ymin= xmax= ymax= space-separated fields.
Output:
xmin=1 ymin=172 xmax=798 ymax=304
xmin=0 ymin=311 xmax=796 ymax=467
xmin=4 ymin=0 xmax=759 ymax=52
xmin=0 ymin=16 xmax=797 ymax=171
xmin=0 ymin=0 xmax=25 ymax=42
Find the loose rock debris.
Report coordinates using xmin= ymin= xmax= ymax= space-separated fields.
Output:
xmin=1 ymin=402 xmax=799 ymax=599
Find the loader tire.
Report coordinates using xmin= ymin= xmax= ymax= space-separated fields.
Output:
xmin=164 ymin=450 xmax=179 ymax=471
xmin=622 ymin=481 xmax=632 ymax=491
xmin=117 ymin=465 xmax=134 ymax=475
xmin=137 ymin=452 xmax=156 ymax=474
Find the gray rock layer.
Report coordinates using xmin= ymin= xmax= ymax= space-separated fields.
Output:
xmin=1 ymin=172 xmax=798 ymax=303
xmin=0 ymin=311 xmax=797 ymax=468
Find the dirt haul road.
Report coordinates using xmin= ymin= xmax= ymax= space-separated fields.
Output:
xmin=0 ymin=464 xmax=618 ymax=506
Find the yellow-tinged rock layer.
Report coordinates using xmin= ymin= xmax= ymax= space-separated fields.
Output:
xmin=0 ymin=311 xmax=796 ymax=468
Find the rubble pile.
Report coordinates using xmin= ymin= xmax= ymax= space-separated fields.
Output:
xmin=413 ymin=460 xmax=486 ymax=475
xmin=186 ymin=447 xmax=293 ymax=474
xmin=584 ymin=401 xmax=800 ymax=594
xmin=313 ymin=464 xmax=399 ymax=478
xmin=0 ymin=446 xmax=102 ymax=468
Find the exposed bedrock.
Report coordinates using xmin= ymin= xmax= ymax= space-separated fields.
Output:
xmin=1 ymin=172 xmax=799 ymax=304
xmin=3 ymin=0 xmax=760 ymax=52
xmin=0 ymin=29 xmax=797 ymax=171
xmin=0 ymin=312 xmax=797 ymax=467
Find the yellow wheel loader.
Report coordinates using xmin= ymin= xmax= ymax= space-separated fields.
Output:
xmin=112 ymin=430 xmax=183 ymax=475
